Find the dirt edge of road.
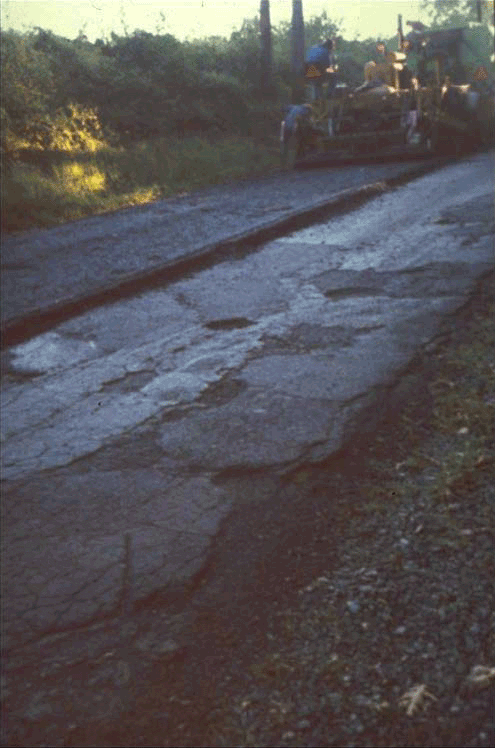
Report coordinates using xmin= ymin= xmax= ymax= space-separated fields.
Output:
xmin=4 ymin=270 xmax=494 ymax=747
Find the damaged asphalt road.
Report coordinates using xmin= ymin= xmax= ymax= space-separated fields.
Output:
xmin=1 ymin=156 xmax=445 ymax=341
xmin=1 ymin=151 xmax=494 ymax=652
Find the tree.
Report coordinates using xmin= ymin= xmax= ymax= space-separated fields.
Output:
xmin=291 ymin=0 xmax=305 ymax=76
xmin=259 ymin=0 xmax=272 ymax=93
xmin=290 ymin=0 xmax=305 ymax=102
xmin=1 ymin=31 xmax=54 ymax=148
xmin=422 ymin=0 xmax=491 ymax=27
xmin=303 ymin=10 xmax=339 ymax=49
xmin=422 ymin=0 xmax=494 ymax=60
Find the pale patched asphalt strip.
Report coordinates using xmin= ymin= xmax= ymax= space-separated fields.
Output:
xmin=1 ymin=156 xmax=450 ymax=348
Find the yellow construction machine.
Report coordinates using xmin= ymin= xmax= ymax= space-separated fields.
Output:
xmin=280 ymin=15 xmax=494 ymax=167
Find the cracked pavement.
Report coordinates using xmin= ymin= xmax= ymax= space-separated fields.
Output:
xmin=1 ymin=159 xmax=427 ymax=328
xmin=1 ymin=152 xmax=494 ymax=649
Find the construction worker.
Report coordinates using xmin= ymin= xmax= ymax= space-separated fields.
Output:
xmin=305 ymin=39 xmax=338 ymax=100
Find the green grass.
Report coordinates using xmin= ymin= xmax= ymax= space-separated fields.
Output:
xmin=2 ymin=135 xmax=280 ymax=232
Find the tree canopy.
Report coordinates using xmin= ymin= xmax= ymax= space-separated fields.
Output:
xmin=422 ymin=0 xmax=494 ymax=28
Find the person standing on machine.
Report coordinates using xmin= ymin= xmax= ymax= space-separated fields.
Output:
xmin=305 ymin=39 xmax=338 ymax=99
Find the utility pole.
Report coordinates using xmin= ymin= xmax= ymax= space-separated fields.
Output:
xmin=259 ymin=0 xmax=272 ymax=94
xmin=291 ymin=0 xmax=305 ymax=102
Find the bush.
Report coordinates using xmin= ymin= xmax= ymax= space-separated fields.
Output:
xmin=1 ymin=31 xmax=54 ymax=150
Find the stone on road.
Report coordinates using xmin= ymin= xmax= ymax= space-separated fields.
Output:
xmin=2 ymin=152 xmax=493 ymax=648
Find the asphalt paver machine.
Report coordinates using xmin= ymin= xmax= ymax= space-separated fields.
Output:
xmin=281 ymin=16 xmax=494 ymax=167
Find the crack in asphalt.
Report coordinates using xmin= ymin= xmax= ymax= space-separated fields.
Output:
xmin=2 ymin=155 xmax=493 ymax=654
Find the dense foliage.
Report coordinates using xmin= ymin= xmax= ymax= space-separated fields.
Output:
xmin=2 ymin=1 xmax=493 ymax=154
xmin=2 ymin=4 xmax=492 ymax=231
xmin=0 ymin=11 xmax=394 ymax=154
xmin=422 ymin=0 xmax=493 ymax=27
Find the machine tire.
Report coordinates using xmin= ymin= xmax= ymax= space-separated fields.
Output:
xmin=425 ymin=122 xmax=440 ymax=154
xmin=281 ymin=133 xmax=301 ymax=170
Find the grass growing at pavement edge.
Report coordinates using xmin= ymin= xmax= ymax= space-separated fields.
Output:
xmin=2 ymin=135 xmax=280 ymax=232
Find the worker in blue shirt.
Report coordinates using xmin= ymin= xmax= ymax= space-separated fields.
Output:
xmin=307 ymin=38 xmax=334 ymax=69
xmin=305 ymin=39 xmax=338 ymax=99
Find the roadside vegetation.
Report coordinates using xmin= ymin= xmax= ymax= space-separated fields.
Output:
xmin=0 ymin=13 xmax=390 ymax=232
xmin=2 ymin=0 xmax=492 ymax=232
xmin=2 ymin=132 xmax=281 ymax=231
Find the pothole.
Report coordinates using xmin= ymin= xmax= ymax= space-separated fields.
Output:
xmin=261 ymin=324 xmax=356 ymax=354
xmin=72 ymin=427 xmax=164 ymax=471
xmin=99 ymin=370 xmax=156 ymax=394
xmin=198 ymin=377 xmax=247 ymax=407
xmin=2 ymin=262 xmax=33 ymax=271
xmin=204 ymin=317 xmax=254 ymax=331
xmin=160 ymin=408 xmax=195 ymax=422
xmin=355 ymin=324 xmax=386 ymax=334
xmin=432 ymin=216 xmax=459 ymax=225
xmin=324 ymin=288 xmax=379 ymax=300
xmin=2 ymin=368 xmax=43 ymax=383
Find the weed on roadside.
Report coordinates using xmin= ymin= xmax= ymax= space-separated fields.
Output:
xmin=2 ymin=136 xmax=280 ymax=232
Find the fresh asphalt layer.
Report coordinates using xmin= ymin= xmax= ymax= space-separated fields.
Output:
xmin=1 ymin=155 xmax=451 ymax=348
xmin=2 ymin=151 xmax=493 ymax=651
